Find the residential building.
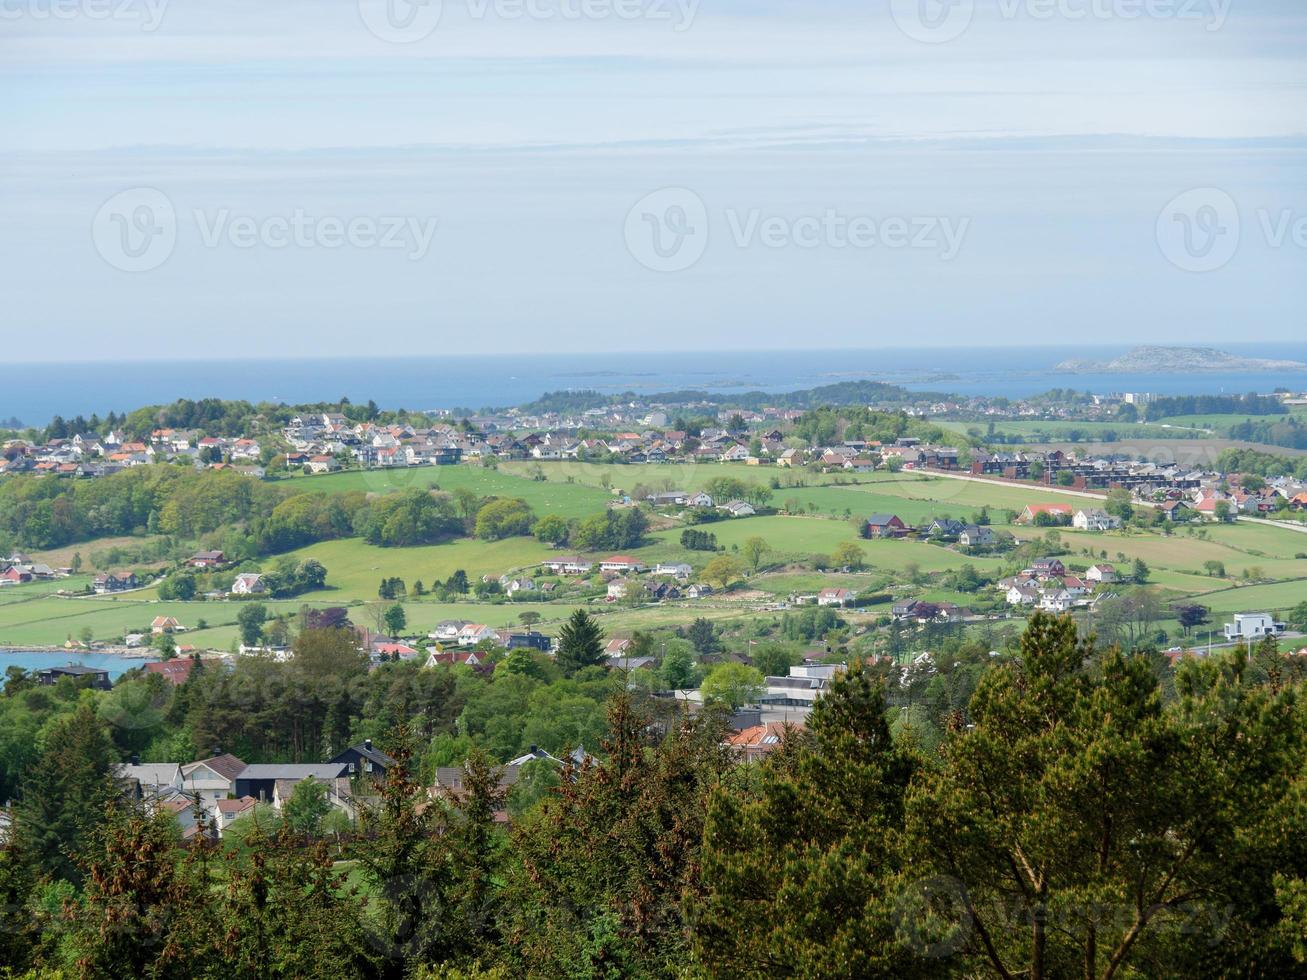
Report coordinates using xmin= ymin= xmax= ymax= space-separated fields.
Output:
xmin=864 ymin=514 xmax=908 ymax=539
xmin=817 ymin=587 xmax=854 ymax=607
xmin=1224 ymin=613 xmax=1287 ymax=643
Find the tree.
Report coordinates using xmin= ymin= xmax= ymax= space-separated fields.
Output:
xmin=831 ymin=540 xmax=866 ymax=571
xmin=508 ymin=695 xmax=732 ymax=976
xmin=701 ymin=555 xmax=744 ymax=590
xmin=236 ymin=602 xmax=268 ymax=648
xmin=686 ymin=617 xmax=720 ymax=655
xmin=899 ymin=611 xmax=1307 ymax=979
xmin=1175 ymin=603 xmax=1209 ymax=637
xmin=751 ymin=642 xmax=798 ymax=678
xmin=475 ymin=498 xmax=535 ymax=540
xmin=1106 ymin=487 xmax=1135 ymax=521
xmin=13 ymin=703 xmax=119 ymax=884
xmin=555 ymin=609 xmax=605 ymax=677
xmin=1132 ymin=557 xmax=1151 ymax=583
xmin=384 ymin=603 xmax=407 ymax=636
xmin=696 ymin=658 xmax=916 ymax=975
xmin=534 ymin=514 xmax=570 ymax=546
xmin=659 ymin=639 xmax=698 ymax=689
xmin=700 ymin=662 xmax=764 ymax=709
xmin=742 ymin=536 xmax=770 ymax=573
xmin=282 ymin=777 xmax=332 ymax=836
xmin=518 ymin=610 xmax=542 ymax=627
xmin=67 ymin=807 xmax=214 ymax=978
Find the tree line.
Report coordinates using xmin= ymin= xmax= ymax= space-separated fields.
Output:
xmin=2 ymin=613 xmax=1306 ymax=977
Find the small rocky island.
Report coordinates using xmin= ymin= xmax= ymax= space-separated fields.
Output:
xmin=1055 ymin=346 xmax=1307 ymax=374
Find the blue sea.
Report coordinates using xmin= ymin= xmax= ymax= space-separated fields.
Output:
xmin=5 ymin=343 xmax=1307 ymax=426
xmin=0 ymin=651 xmax=152 ymax=681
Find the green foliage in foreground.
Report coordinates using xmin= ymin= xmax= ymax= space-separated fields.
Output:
xmin=2 ymin=615 xmax=1307 ymax=978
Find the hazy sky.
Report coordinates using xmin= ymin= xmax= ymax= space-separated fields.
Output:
xmin=2 ymin=0 xmax=1305 ymax=360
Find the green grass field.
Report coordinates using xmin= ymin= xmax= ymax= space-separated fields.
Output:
xmin=5 ymin=461 xmax=1306 ymax=648
xmin=289 ymin=465 xmax=612 ymax=520
xmin=934 ymin=419 xmax=1201 ymax=441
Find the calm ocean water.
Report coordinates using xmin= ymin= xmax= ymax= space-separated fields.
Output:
xmin=0 ymin=651 xmax=151 ymax=680
xmin=6 ymin=344 xmax=1307 ymax=426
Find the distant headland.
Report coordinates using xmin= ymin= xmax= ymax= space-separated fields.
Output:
xmin=1054 ymin=346 xmax=1307 ymax=375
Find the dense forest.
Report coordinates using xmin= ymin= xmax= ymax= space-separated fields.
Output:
xmin=1145 ymin=392 xmax=1289 ymax=421
xmin=520 ymin=379 xmax=954 ymax=415
xmin=2 ymin=613 xmax=1307 ymax=978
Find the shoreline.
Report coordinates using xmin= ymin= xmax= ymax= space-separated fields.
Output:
xmin=0 ymin=645 xmax=158 ymax=658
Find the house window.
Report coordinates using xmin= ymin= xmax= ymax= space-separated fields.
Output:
xmin=347 ymin=762 xmax=356 ymax=774
xmin=365 ymin=761 xmax=373 ymax=772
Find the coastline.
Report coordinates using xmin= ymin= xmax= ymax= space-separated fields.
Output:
xmin=0 ymin=644 xmax=157 ymax=658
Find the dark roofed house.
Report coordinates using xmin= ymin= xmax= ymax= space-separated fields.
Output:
xmin=185 ymin=550 xmax=226 ymax=569
xmin=864 ymin=514 xmax=908 ymax=539
xmin=234 ymin=763 xmax=350 ymax=803
xmin=328 ymin=739 xmax=396 ymax=783
xmin=37 ymin=664 xmax=111 ymax=690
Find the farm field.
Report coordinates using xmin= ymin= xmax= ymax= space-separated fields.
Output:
xmin=287 ymin=465 xmax=612 ymax=520
xmin=1188 ymin=580 xmax=1307 ymax=616
xmin=6 ymin=461 xmax=1307 ymax=650
xmin=1156 ymin=408 xmax=1307 ymax=429
xmin=277 ymin=536 xmax=557 ymax=597
xmin=934 ymin=419 xmax=1197 ymax=441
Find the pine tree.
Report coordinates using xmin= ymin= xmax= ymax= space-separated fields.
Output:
xmin=695 ymin=658 xmax=917 ymax=977
xmin=555 ymin=609 xmax=605 ymax=677
xmin=13 ymin=702 xmax=120 ymax=885
xmin=507 ymin=695 xmax=731 ymax=975
xmin=68 ymin=807 xmax=215 ymax=978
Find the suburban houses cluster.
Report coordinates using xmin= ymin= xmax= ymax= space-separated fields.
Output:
xmin=0 ymin=428 xmax=265 ymax=478
xmin=998 ymin=557 xmax=1120 ymax=614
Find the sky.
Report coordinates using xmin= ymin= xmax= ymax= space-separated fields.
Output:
xmin=1 ymin=0 xmax=1305 ymax=360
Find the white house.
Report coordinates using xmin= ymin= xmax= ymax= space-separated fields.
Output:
xmin=1039 ymin=589 xmax=1073 ymax=613
xmin=1073 ymin=509 xmax=1121 ymax=532
xmin=231 ymin=573 xmax=266 ymax=595
xmin=1086 ymin=564 xmax=1118 ymax=584
xmin=457 ymin=623 xmax=499 ymax=646
xmin=600 ymin=555 xmax=646 ymax=574
xmin=499 ymin=576 xmax=536 ymax=595
xmin=181 ymin=754 xmax=247 ymax=817
xmin=1224 ymin=613 xmax=1286 ymax=642
xmin=430 ymin=620 xmax=469 ymax=643
xmin=817 ymin=588 xmax=854 ymax=607
xmin=543 ymin=557 xmax=593 ymax=575
xmin=719 ymin=500 xmax=756 ymax=517
xmin=1006 ymin=583 xmax=1039 ymax=606
xmin=653 ymin=562 xmax=693 ymax=579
